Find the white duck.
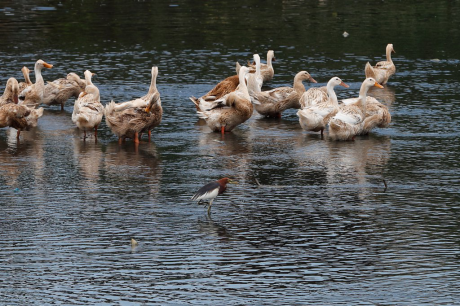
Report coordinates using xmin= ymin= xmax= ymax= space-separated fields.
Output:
xmin=72 ymin=72 xmax=104 ymax=139
xmin=19 ymin=59 xmax=53 ymax=108
xmin=329 ymin=78 xmax=384 ymax=141
xmin=248 ymin=50 xmax=275 ymax=82
xmin=18 ymin=66 xmax=32 ymax=94
xmin=341 ymin=96 xmax=391 ymax=135
xmin=365 ymin=43 xmax=396 ymax=85
xmin=297 ymin=77 xmax=349 ymax=135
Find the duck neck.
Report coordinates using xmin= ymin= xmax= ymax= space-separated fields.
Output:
xmin=266 ymin=52 xmax=273 ymax=68
xmin=293 ymin=74 xmax=306 ymax=95
xmin=326 ymin=82 xmax=339 ymax=106
xmin=357 ymin=85 xmax=370 ymax=113
xmin=23 ymin=70 xmax=32 ymax=85
xmin=238 ymin=71 xmax=250 ymax=100
xmin=147 ymin=69 xmax=158 ymax=95
xmin=386 ymin=46 xmax=393 ymax=63
xmin=34 ymin=63 xmax=44 ymax=88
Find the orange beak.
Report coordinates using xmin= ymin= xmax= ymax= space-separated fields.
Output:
xmin=340 ymin=81 xmax=350 ymax=88
xmin=14 ymin=94 xmax=18 ymax=104
xmin=374 ymin=82 xmax=384 ymax=89
xmin=145 ymin=107 xmax=151 ymax=113
xmin=92 ymin=73 xmax=96 ymax=76
xmin=392 ymin=48 xmax=396 ymax=54
xmin=80 ymin=92 xmax=88 ymax=97
xmin=309 ymin=76 xmax=317 ymax=83
xmin=272 ymin=57 xmax=276 ymax=61
xmin=43 ymin=62 xmax=53 ymax=69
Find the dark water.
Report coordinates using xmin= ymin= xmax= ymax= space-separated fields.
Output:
xmin=1 ymin=0 xmax=460 ymax=305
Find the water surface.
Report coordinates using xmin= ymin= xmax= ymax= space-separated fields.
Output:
xmin=0 ymin=0 xmax=460 ymax=305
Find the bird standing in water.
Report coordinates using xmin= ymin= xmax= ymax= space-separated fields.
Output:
xmin=191 ymin=177 xmax=238 ymax=215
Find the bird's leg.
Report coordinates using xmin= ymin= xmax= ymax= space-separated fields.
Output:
xmin=207 ymin=199 xmax=214 ymax=215
xmin=60 ymin=104 xmax=64 ymax=111
xmin=134 ymin=132 xmax=140 ymax=144
xmin=276 ymin=113 xmax=282 ymax=119
xmin=83 ymin=129 xmax=87 ymax=141
xmin=221 ymin=126 xmax=225 ymax=135
xmin=148 ymin=130 xmax=152 ymax=141
xmin=94 ymin=125 xmax=98 ymax=138
xmin=320 ymin=128 xmax=324 ymax=136
xmin=118 ymin=137 xmax=122 ymax=145
xmin=16 ymin=130 xmax=20 ymax=139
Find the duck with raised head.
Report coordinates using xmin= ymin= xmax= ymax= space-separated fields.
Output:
xmin=365 ymin=44 xmax=396 ymax=85
xmin=19 ymin=59 xmax=53 ymax=108
xmin=18 ymin=66 xmax=32 ymax=94
xmin=72 ymin=83 xmax=104 ymax=140
xmin=197 ymin=66 xmax=254 ymax=134
xmin=248 ymin=50 xmax=275 ymax=82
xmin=44 ymin=72 xmax=86 ymax=110
xmin=329 ymin=78 xmax=384 ymax=141
xmin=250 ymin=70 xmax=317 ymax=118
xmin=297 ymin=77 xmax=349 ymax=135
xmin=105 ymin=67 xmax=163 ymax=143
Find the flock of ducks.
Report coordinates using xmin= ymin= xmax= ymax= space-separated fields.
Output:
xmin=0 ymin=44 xmax=395 ymax=143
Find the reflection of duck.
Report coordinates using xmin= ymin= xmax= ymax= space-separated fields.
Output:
xmin=103 ymin=141 xmax=162 ymax=197
xmin=73 ymin=138 xmax=104 ymax=183
xmin=19 ymin=59 xmax=53 ymax=108
xmin=365 ymin=43 xmax=396 ymax=85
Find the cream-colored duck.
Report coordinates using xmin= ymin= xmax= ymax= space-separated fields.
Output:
xmin=248 ymin=50 xmax=275 ymax=82
xmin=297 ymin=77 xmax=349 ymax=135
xmin=341 ymin=96 xmax=391 ymax=135
xmin=0 ymin=78 xmax=31 ymax=128
xmin=105 ymin=67 xmax=162 ymax=143
xmin=18 ymin=67 xmax=32 ymax=94
xmin=329 ymin=78 xmax=384 ymax=141
xmin=19 ymin=60 xmax=53 ymax=108
xmin=197 ymin=66 xmax=253 ymax=134
xmin=0 ymin=77 xmax=20 ymax=106
xmin=250 ymin=70 xmax=317 ymax=118
xmin=72 ymin=84 xmax=104 ymax=139
xmin=246 ymin=54 xmax=263 ymax=95
xmin=365 ymin=44 xmax=396 ymax=85
xmin=43 ymin=72 xmax=86 ymax=110
xmin=190 ymin=63 xmax=241 ymax=112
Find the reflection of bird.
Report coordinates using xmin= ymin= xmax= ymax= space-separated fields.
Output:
xmin=191 ymin=177 xmax=238 ymax=215
xmin=365 ymin=43 xmax=396 ymax=85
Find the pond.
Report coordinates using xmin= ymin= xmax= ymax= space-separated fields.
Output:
xmin=0 ymin=0 xmax=459 ymax=305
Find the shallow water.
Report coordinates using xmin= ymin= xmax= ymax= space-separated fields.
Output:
xmin=1 ymin=0 xmax=460 ymax=305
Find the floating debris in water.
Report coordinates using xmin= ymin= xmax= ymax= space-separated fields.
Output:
xmin=343 ymin=31 xmax=349 ymax=38
xmin=431 ymin=59 xmax=441 ymax=62
xmin=131 ymin=238 xmax=138 ymax=247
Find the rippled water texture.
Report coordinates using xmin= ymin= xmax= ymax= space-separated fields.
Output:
xmin=1 ymin=0 xmax=460 ymax=305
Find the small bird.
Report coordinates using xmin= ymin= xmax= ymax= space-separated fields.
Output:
xmin=191 ymin=177 xmax=238 ymax=215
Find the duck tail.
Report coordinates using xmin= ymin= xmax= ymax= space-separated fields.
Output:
xmin=189 ymin=96 xmax=201 ymax=111
xmin=361 ymin=114 xmax=381 ymax=135
xmin=378 ymin=108 xmax=392 ymax=128
xmin=365 ymin=62 xmax=375 ymax=79
xmin=105 ymin=100 xmax=116 ymax=116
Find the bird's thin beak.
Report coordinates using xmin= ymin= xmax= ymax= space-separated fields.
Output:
xmin=374 ymin=82 xmax=384 ymax=89
xmin=340 ymin=81 xmax=350 ymax=88
xmin=228 ymin=179 xmax=238 ymax=184
xmin=309 ymin=76 xmax=317 ymax=83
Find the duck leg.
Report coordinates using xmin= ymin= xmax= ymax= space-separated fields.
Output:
xmin=118 ymin=137 xmax=123 ymax=145
xmin=16 ymin=130 xmax=20 ymax=139
xmin=60 ymin=104 xmax=64 ymax=111
xmin=148 ymin=130 xmax=152 ymax=141
xmin=83 ymin=129 xmax=87 ymax=140
xmin=221 ymin=126 xmax=225 ymax=135
xmin=134 ymin=132 xmax=140 ymax=144
xmin=94 ymin=125 xmax=98 ymax=138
